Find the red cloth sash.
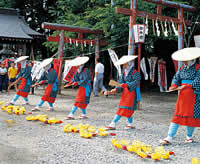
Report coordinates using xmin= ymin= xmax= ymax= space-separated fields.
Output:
xmin=116 ymin=88 xmax=136 ymax=118
xmin=18 ymin=78 xmax=27 ymax=90
xmin=43 ymin=83 xmax=53 ymax=98
xmin=41 ymin=96 xmax=56 ymax=103
xmin=171 ymin=64 xmax=200 ymax=127
xmin=174 ymin=84 xmax=195 ymax=117
xmin=74 ymin=87 xmax=88 ymax=109
xmin=16 ymin=91 xmax=29 ymax=97
xmin=116 ymin=69 xmax=137 ymax=118
xmin=75 ymin=87 xmax=86 ymax=103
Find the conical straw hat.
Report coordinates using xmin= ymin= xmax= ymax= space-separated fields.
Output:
xmin=39 ymin=58 xmax=53 ymax=69
xmin=172 ymin=47 xmax=200 ymax=61
xmin=69 ymin=56 xmax=89 ymax=66
xmin=15 ymin=56 xmax=29 ymax=63
xmin=115 ymin=55 xmax=138 ymax=65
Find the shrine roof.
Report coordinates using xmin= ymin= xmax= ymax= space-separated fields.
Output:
xmin=0 ymin=8 xmax=43 ymax=42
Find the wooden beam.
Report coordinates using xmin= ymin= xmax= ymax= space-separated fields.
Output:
xmin=116 ymin=7 xmax=192 ymax=26
xmin=48 ymin=36 xmax=108 ymax=46
xmin=137 ymin=10 xmax=192 ymax=26
xmin=42 ymin=22 xmax=104 ymax=34
xmin=116 ymin=7 xmax=132 ymax=16
xmin=144 ymin=0 xmax=196 ymax=12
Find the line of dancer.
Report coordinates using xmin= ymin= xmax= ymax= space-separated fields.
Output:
xmin=7 ymin=47 xmax=200 ymax=145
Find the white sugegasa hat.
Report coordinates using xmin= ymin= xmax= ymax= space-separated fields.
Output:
xmin=69 ymin=56 xmax=89 ymax=66
xmin=40 ymin=58 xmax=53 ymax=69
xmin=115 ymin=55 xmax=138 ymax=65
xmin=15 ymin=56 xmax=29 ymax=63
xmin=172 ymin=47 xmax=200 ymax=61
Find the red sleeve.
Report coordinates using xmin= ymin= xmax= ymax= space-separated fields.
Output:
xmin=17 ymin=63 xmax=21 ymax=75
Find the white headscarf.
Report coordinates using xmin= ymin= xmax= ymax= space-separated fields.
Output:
xmin=124 ymin=61 xmax=134 ymax=77
xmin=21 ymin=60 xmax=27 ymax=68
xmin=77 ymin=65 xmax=84 ymax=73
xmin=44 ymin=64 xmax=51 ymax=73
xmin=184 ymin=59 xmax=196 ymax=69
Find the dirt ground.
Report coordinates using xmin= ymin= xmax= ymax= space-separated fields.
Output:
xmin=0 ymin=88 xmax=199 ymax=164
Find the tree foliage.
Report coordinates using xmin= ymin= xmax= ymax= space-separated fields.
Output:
xmin=43 ymin=0 xmax=200 ymax=57
xmin=1 ymin=0 xmax=200 ymax=57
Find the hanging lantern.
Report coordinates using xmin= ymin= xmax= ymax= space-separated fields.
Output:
xmin=194 ymin=35 xmax=200 ymax=48
xmin=133 ymin=24 xmax=146 ymax=44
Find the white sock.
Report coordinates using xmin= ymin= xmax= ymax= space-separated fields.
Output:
xmin=68 ymin=113 xmax=74 ymax=117
xmin=109 ymin=122 xmax=116 ymax=127
xmin=36 ymin=106 xmax=40 ymax=109
xmin=11 ymin=100 xmax=15 ymax=104
xmin=164 ymin=136 xmax=173 ymax=142
xmin=127 ymin=123 xmax=133 ymax=127
xmin=186 ymin=136 xmax=192 ymax=140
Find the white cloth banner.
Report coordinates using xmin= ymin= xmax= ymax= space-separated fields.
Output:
xmin=157 ymin=60 xmax=168 ymax=92
xmin=63 ymin=60 xmax=72 ymax=82
xmin=108 ymin=48 xmax=121 ymax=76
xmin=140 ymin=57 xmax=148 ymax=80
xmin=148 ymin=57 xmax=158 ymax=83
xmin=31 ymin=61 xmax=44 ymax=81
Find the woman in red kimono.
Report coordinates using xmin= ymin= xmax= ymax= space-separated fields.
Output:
xmin=9 ymin=56 xmax=32 ymax=105
xmin=160 ymin=48 xmax=200 ymax=145
xmin=31 ymin=58 xmax=58 ymax=111
xmin=65 ymin=57 xmax=91 ymax=120
xmin=105 ymin=55 xmax=141 ymax=130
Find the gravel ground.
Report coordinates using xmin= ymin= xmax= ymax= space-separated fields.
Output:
xmin=0 ymin=88 xmax=200 ymax=164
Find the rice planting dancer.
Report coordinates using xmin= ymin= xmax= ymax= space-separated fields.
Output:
xmin=105 ymin=55 xmax=141 ymax=130
xmin=9 ymin=56 xmax=32 ymax=105
xmin=160 ymin=48 xmax=200 ymax=145
xmin=31 ymin=58 xmax=58 ymax=111
xmin=65 ymin=56 xmax=91 ymax=120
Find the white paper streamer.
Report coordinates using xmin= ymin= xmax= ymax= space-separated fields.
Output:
xmin=140 ymin=57 xmax=148 ymax=80
xmin=164 ymin=20 xmax=168 ymax=37
xmin=171 ymin=20 xmax=178 ymax=36
xmin=145 ymin=16 xmax=148 ymax=35
xmin=108 ymin=49 xmax=121 ymax=77
xmin=156 ymin=19 xmax=160 ymax=37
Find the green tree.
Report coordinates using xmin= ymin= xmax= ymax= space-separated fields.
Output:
xmin=42 ymin=0 xmax=200 ymax=55
xmin=0 ymin=0 xmax=14 ymax=8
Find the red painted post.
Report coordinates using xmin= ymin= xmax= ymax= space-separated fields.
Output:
xmin=128 ymin=0 xmax=137 ymax=56
xmin=138 ymin=44 xmax=141 ymax=73
xmin=157 ymin=4 xmax=162 ymax=15
xmin=138 ymin=44 xmax=141 ymax=89
xmin=178 ymin=8 xmax=184 ymax=50
xmin=178 ymin=8 xmax=184 ymax=69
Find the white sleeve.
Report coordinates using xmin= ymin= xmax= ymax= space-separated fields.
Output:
xmin=95 ymin=64 xmax=98 ymax=73
xmin=95 ymin=63 xmax=99 ymax=72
